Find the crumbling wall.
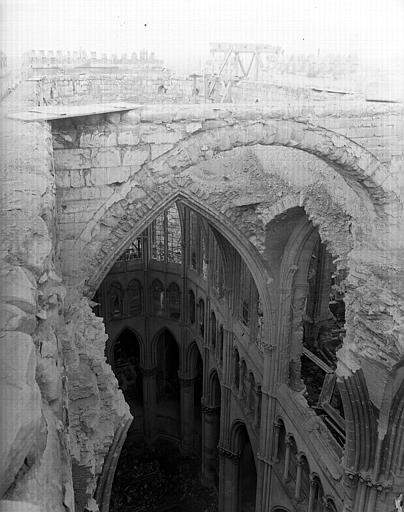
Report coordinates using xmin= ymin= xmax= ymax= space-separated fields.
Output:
xmin=0 ymin=104 xmax=74 ymax=509
xmin=58 ymin=292 xmax=131 ymax=511
xmin=27 ymin=74 xmax=204 ymax=106
xmin=1 ymin=85 xmax=130 ymax=512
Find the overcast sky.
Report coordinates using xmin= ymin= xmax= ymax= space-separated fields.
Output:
xmin=1 ymin=0 xmax=404 ymax=71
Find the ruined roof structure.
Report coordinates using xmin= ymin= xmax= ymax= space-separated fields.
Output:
xmin=1 ymin=57 xmax=404 ymax=512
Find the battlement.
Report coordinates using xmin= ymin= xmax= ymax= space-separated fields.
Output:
xmin=22 ymin=49 xmax=164 ymax=70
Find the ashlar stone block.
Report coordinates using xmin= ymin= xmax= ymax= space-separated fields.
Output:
xmin=79 ymin=130 xmax=117 ymax=148
xmin=53 ymin=148 xmax=91 ymax=170
xmin=91 ymin=148 xmax=121 ymax=168
xmin=122 ymin=148 xmax=149 ymax=167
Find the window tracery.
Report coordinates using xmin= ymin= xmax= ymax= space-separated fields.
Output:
xmin=167 ymin=204 xmax=182 ymax=263
xmin=117 ymin=236 xmax=143 ymax=262
xmin=150 ymin=203 xmax=182 ymax=264
xmin=151 ymin=213 xmax=165 ymax=261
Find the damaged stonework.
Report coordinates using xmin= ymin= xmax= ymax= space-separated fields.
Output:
xmin=58 ymin=291 xmax=131 ymax=512
xmin=0 ymin=90 xmax=74 ymax=509
xmin=1 ymin=84 xmax=130 ymax=512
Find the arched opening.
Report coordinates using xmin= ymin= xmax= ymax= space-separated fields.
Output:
xmin=111 ymin=328 xmax=143 ymax=415
xmin=204 ymin=370 xmax=222 ymax=490
xmin=93 ymin=198 xmax=272 ymax=512
xmin=299 ymin=234 xmax=347 ymax=447
xmin=234 ymin=423 xmax=257 ymax=512
xmin=156 ymin=329 xmax=180 ymax=416
xmin=271 ymin=207 xmax=347 ymax=448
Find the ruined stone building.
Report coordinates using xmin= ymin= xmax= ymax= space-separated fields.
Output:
xmin=1 ymin=70 xmax=404 ymax=512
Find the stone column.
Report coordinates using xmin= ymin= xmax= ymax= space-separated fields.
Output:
xmin=218 ymin=447 xmax=240 ymax=512
xmin=201 ymin=405 xmax=221 ymax=486
xmin=142 ymin=367 xmax=158 ymax=442
xmin=179 ymin=375 xmax=195 ymax=454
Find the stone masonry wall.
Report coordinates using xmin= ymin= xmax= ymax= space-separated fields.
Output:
xmin=0 ymin=99 xmax=74 ymax=509
xmin=50 ymin=102 xmax=404 ymax=509
xmin=28 ymin=74 xmax=205 ymax=106
xmin=1 ymin=83 xmax=130 ymax=511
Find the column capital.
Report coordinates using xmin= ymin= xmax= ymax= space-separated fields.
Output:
xmin=178 ymin=373 xmax=196 ymax=386
xmin=201 ymin=405 xmax=220 ymax=415
xmin=218 ymin=445 xmax=240 ymax=462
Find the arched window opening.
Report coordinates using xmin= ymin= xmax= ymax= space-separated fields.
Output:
xmin=167 ymin=282 xmax=181 ymax=320
xmin=238 ymin=425 xmax=257 ymax=512
xmin=150 ymin=203 xmax=182 ymax=264
xmin=276 ymin=421 xmax=286 ymax=469
xmin=152 ymin=279 xmax=164 ymax=316
xmin=117 ymin=236 xmax=143 ymax=262
xmin=219 ymin=325 xmax=224 ymax=365
xmin=198 ymin=298 xmax=205 ymax=337
xmin=287 ymin=437 xmax=298 ymax=486
xmin=151 ymin=211 xmax=165 ymax=261
xmin=189 ymin=290 xmax=196 ymax=324
xmin=210 ymin=311 xmax=217 ymax=348
xmin=166 ymin=204 xmax=182 ymax=263
xmin=109 ymin=281 xmax=124 ymax=319
xmin=127 ymin=279 xmax=142 ymax=316
xmin=298 ymin=455 xmax=310 ymax=503
xmin=112 ymin=329 xmax=143 ymax=409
